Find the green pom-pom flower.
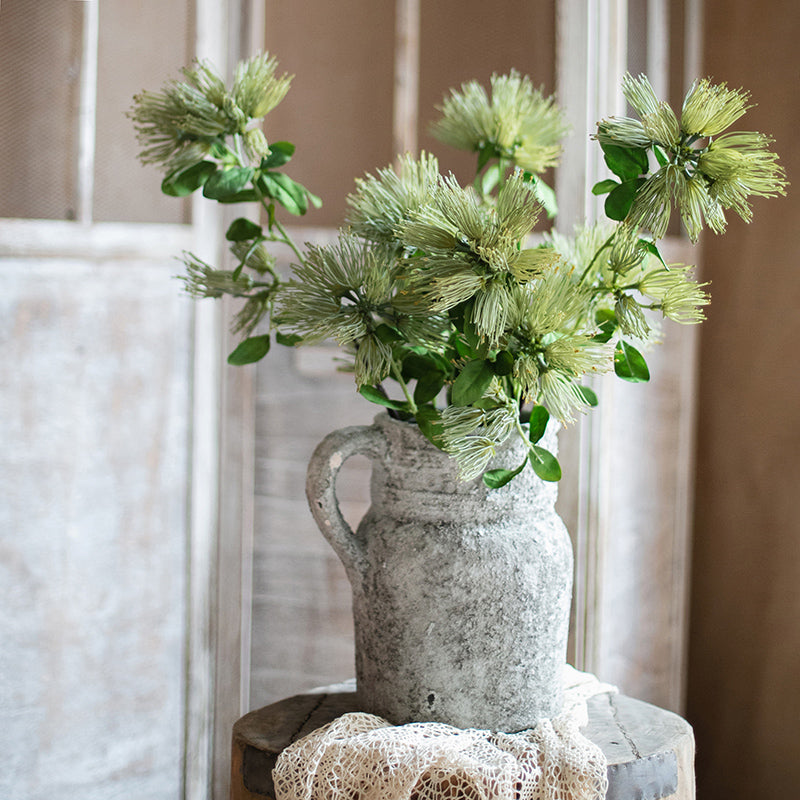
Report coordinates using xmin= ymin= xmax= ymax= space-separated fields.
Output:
xmin=430 ymin=70 xmax=569 ymax=174
xmin=597 ymin=73 xmax=787 ymax=241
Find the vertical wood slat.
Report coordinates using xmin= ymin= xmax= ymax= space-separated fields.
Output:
xmin=647 ymin=0 xmax=669 ymax=98
xmin=555 ymin=0 xmax=628 ymax=676
xmin=77 ymin=0 xmax=98 ymax=224
xmin=211 ymin=8 xmax=265 ymax=798
xmin=683 ymin=0 xmax=703 ymax=87
xmin=393 ymin=0 xmax=420 ymax=156
xmin=556 ymin=0 xmax=699 ymax=713
xmin=184 ymin=3 xmax=227 ymax=799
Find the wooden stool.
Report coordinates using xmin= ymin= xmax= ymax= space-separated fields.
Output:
xmin=231 ymin=685 xmax=695 ymax=800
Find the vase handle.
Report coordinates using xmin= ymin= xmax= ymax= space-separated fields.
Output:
xmin=305 ymin=423 xmax=387 ymax=579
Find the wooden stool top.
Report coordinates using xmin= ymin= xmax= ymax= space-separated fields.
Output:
xmin=231 ymin=686 xmax=694 ymax=800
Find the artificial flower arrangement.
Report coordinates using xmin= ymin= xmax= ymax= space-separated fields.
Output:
xmin=130 ymin=54 xmax=786 ymax=487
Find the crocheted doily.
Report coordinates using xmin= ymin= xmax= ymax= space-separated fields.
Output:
xmin=273 ymin=667 xmax=616 ymax=800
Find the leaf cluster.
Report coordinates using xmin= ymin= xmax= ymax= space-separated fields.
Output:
xmin=133 ymin=59 xmax=785 ymax=487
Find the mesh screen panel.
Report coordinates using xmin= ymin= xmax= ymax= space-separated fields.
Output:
xmin=0 ymin=0 xmax=194 ymax=224
xmin=0 ymin=0 xmax=83 ymax=220
xmin=94 ymin=0 xmax=195 ymax=223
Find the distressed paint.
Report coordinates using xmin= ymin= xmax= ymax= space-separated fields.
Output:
xmin=0 ymin=259 xmax=192 ymax=799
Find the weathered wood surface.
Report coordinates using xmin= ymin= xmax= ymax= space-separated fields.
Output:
xmin=231 ymin=687 xmax=694 ymax=800
xmin=0 ymin=259 xmax=192 ymax=800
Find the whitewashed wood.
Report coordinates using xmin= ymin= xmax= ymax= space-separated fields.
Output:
xmin=212 ymin=302 xmax=257 ymax=800
xmin=0 ymin=219 xmax=194 ymax=260
xmin=0 ymin=259 xmax=192 ymax=800
xmin=250 ymin=339 xmax=372 ymax=709
xmin=183 ymin=3 xmax=261 ymax=798
xmin=77 ymin=0 xmax=98 ymax=224
xmin=393 ymin=0 xmax=420 ymax=156
xmin=647 ymin=0 xmax=669 ymax=100
xmin=555 ymin=0 xmax=628 ymax=678
xmin=555 ymin=0 xmax=699 ymax=712
xmin=0 ymin=3 xmax=243 ymax=798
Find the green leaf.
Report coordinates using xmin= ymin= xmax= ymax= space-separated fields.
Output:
xmin=453 ymin=334 xmax=478 ymax=361
xmin=225 ymin=217 xmax=263 ymax=242
xmin=227 ymin=334 xmax=270 ymax=365
xmin=414 ymin=372 xmax=445 ymax=405
xmin=528 ymin=405 xmax=550 ymax=444
xmin=257 ymin=172 xmax=310 ymax=215
xmin=594 ymin=319 xmax=617 ymax=344
xmin=638 ymin=239 xmax=669 ymax=269
xmin=260 ymin=141 xmax=295 ymax=169
xmin=595 ymin=307 xmax=617 ymax=325
xmin=402 ymin=353 xmax=440 ymax=380
xmin=653 ymin=145 xmax=669 ymax=167
xmin=161 ymin=161 xmax=217 ymax=197
xmin=527 ymin=175 xmax=558 ymax=218
xmin=614 ymin=340 xmax=651 ymax=382
xmin=481 ymin=162 xmax=501 ymax=196
xmin=577 ymin=385 xmax=599 ymax=406
xmin=461 ymin=317 xmax=484 ymax=356
xmin=601 ymin=143 xmax=650 ymax=181
xmin=275 ymin=332 xmax=302 ymax=347
xmin=374 ymin=323 xmax=403 ymax=345
xmin=490 ymin=350 xmax=515 ymax=376
xmin=472 ymin=397 xmax=505 ymax=411
xmin=217 ymin=189 xmax=259 ymax=204
xmin=593 ymin=307 xmax=618 ymax=343
xmin=483 ymin=458 xmax=528 ymax=489
xmin=307 ymin=190 xmax=323 ymax=209
xmin=403 ymin=348 xmax=451 ymax=381
xmin=529 ymin=446 xmax=562 ymax=481
xmin=604 ymin=178 xmax=646 ymax=221
xmin=415 ymin=406 xmax=446 ymax=450
xmin=451 ymin=360 xmax=495 ymax=406
xmin=477 ymin=142 xmax=500 ymax=172
xmin=203 ymin=166 xmax=255 ymax=200
xmin=592 ymin=178 xmax=620 ymax=196
xmin=358 ymin=385 xmax=408 ymax=411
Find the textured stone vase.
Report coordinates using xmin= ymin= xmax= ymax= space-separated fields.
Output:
xmin=305 ymin=413 xmax=573 ymax=732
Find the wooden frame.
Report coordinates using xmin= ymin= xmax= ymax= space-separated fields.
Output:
xmin=555 ymin=0 xmax=703 ymax=712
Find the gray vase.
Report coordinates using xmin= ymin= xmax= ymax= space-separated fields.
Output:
xmin=305 ymin=412 xmax=573 ymax=732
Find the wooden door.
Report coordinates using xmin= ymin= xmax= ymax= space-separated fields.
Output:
xmin=0 ymin=1 xmax=244 ymax=797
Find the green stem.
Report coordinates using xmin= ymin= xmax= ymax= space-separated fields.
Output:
xmin=391 ymin=360 xmax=417 ymax=414
xmin=615 ymin=281 xmax=643 ymax=293
xmin=579 ymin=231 xmax=617 ymax=283
xmin=497 ymin=157 xmax=509 ymax=190
xmin=513 ymin=410 xmax=536 ymax=460
xmin=238 ymin=238 xmax=281 ymax=284
xmin=232 ymin=133 xmax=247 ymax=166
xmin=260 ymin=200 xmax=307 ymax=267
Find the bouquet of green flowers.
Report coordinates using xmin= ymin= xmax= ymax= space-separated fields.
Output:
xmin=130 ymin=55 xmax=786 ymax=487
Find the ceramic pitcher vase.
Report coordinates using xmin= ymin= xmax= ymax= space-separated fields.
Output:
xmin=305 ymin=413 xmax=573 ymax=732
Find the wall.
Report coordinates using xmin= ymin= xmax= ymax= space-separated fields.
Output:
xmin=688 ymin=0 xmax=800 ymax=796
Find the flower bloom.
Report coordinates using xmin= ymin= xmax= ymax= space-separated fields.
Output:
xmin=396 ymin=172 xmax=560 ymax=345
xmin=597 ymin=74 xmax=787 ymax=241
xmin=430 ymin=70 xmax=569 ymax=174
xmin=129 ymin=53 xmax=291 ymax=174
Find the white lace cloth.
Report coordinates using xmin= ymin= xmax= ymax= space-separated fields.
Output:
xmin=273 ymin=667 xmax=616 ymax=800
